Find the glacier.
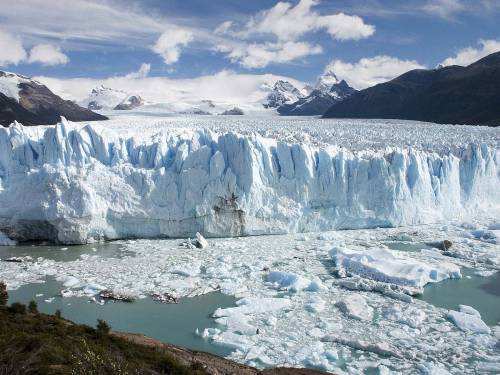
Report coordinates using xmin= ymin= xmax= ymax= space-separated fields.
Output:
xmin=0 ymin=117 xmax=498 ymax=244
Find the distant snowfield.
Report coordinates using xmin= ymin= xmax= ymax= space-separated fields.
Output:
xmin=0 ymin=114 xmax=498 ymax=244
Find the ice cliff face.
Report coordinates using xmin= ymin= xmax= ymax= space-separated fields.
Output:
xmin=0 ymin=120 xmax=498 ymax=244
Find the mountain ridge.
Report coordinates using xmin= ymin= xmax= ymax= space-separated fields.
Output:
xmin=323 ymin=51 xmax=500 ymax=126
xmin=0 ymin=71 xmax=107 ymax=127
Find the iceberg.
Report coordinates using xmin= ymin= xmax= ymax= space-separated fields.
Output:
xmin=0 ymin=119 xmax=498 ymax=244
xmin=330 ymin=246 xmax=462 ymax=288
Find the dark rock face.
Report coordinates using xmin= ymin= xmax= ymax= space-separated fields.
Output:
xmin=114 ymin=95 xmax=144 ymax=110
xmin=278 ymin=80 xmax=356 ymax=116
xmin=0 ymin=71 xmax=107 ymax=127
xmin=323 ymin=52 xmax=500 ymax=126
xmin=220 ymin=107 xmax=244 ymax=115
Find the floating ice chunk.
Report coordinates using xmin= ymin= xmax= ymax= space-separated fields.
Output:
xmin=383 ymin=304 xmax=426 ymax=328
xmin=0 ymin=231 xmax=15 ymax=246
xmin=418 ymin=363 xmax=451 ymax=375
xmin=459 ymin=304 xmax=481 ymax=318
xmin=244 ymin=346 xmax=274 ymax=366
xmin=470 ymin=229 xmax=498 ymax=244
xmin=323 ymin=335 xmax=401 ymax=358
xmin=474 ymin=269 xmax=497 ymax=277
xmin=476 ymin=362 xmax=500 ymax=373
xmin=211 ymin=331 xmax=252 ymax=352
xmin=265 ymin=271 xmax=324 ymax=292
xmin=335 ymin=294 xmax=373 ymax=321
xmin=215 ymin=313 xmax=257 ymax=336
xmin=214 ymin=297 xmax=291 ymax=317
xmin=169 ymin=261 xmax=201 ymax=277
xmin=331 ymin=246 xmax=461 ymax=288
xmin=59 ymin=275 xmax=81 ymax=288
xmin=447 ymin=309 xmax=490 ymax=334
xmin=306 ymin=298 xmax=326 ymax=313
xmin=195 ymin=232 xmax=209 ymax=249
xmin=197 ymin=327 xmax=221 ymax=339
xmin=295 ymin=341 xmax=337 ymax=371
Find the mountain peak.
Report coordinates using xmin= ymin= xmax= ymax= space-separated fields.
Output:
xmin=263 ymin=80 xmax=303 ymax=109
xmin=315 ymin=68 xmax=340 ymax=92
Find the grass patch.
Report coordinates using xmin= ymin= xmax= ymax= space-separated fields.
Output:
xmin=0 ymin=300 xmax=206 ymax=375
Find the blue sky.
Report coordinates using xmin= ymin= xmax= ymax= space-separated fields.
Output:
xmin=0 ymin=0 xmax=499 ymax=88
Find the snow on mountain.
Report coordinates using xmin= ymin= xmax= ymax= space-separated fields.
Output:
xmin=315 ymin=67 xmax=340 ymax=93
xmin=36 ymin=72 xmax=307 ymax=115
xmin=0 ymin=71 xmax=107 ymax=126
xmin=278 ymin=69 xmax=356 ymax=116
xmin=114 ymin=94 xmax=144 ymax=110
xmin=0 ymin=71 xmax=35 ymax=101
xmin=263 ymin=80 xmax=304 ymax=108
xmin=0 ymin=117 xmax=497 ymax=244
xmin=81 ymin=86 xmax=129 ymax=110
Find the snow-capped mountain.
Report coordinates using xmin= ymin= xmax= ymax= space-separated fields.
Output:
xmin=278 ymin=70 xmax=356 ymax=116
xmin=315 ymin=67 xmax=340 ymax=93
xmin=0 ymin=71 xmax=107 ymax=126
xmin=83 ymin=85 xmax=128 ymax=110
xmin=81 ymin=86 xmax=144 ymax=111
xmin=263 ymin=80 xmax=304 ymax=108
xmin=114 ymin=94 xmax=144 ymax=110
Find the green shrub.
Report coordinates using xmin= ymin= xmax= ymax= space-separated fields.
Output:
xmin=0 ymin=282 xmax=7 ymax=306
xmin=96 ymin=319 xmax=111 ymax=335
xmin=8 ymin=302 xmax=26 ymax=314
xmin=28 ymin=300 xmax=38 ymax=314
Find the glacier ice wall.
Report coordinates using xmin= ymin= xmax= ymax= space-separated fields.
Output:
xmin=0 ymin=120 xmax=498 ymax=244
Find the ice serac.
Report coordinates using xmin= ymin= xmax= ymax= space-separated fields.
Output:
xmin=0 ymin=120 xmax=498 ymax=244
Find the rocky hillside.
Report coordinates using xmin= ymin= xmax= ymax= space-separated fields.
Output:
xmin=0 ymin=71 xmax=107 ymax=127
xmin=323 ymin=52 xmax=500 ymax=126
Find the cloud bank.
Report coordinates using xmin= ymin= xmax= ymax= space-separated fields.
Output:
xmin=440 ymin=39 xmax=500 ymax=67
xmin=326 ymin=55 xmax=425 ymax=89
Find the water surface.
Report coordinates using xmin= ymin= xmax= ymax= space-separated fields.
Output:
xmin=418 ymin=268 xmax=500 ymax=326
xmin=7 ymin=277 xmax=236 ymax=357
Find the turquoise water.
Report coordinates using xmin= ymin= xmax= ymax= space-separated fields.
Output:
xmin=0 ymin=241 xmax=134 ymax=261
xmin=418 ymin=268 xmax=500 ymax=326
xmin=7 ymin=277 xmax=236 ymax=357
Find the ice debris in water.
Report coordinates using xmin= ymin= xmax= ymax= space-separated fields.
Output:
xmin=330 ymin=246 xmax=461 ymax=288
xmin=447 ymin=305 xmax=491 ymax=334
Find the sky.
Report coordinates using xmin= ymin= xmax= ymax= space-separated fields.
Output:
xmin=0 ymin=0 xmax=499 ymax=90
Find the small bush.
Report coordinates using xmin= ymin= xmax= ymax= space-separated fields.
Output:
xmin=55 ymin=309 xmax=62 ymax=318
xmin=8 ymin=302 xmax=26 ymax=314
xmin=96 ymin=319 xmax=111 ymax=335
xmin=28 ymin=300 xmax=38 ymax=314
xmin=0 ymin=282 xmax=7 ymax=306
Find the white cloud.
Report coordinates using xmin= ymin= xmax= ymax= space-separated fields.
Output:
xmin=0 ymin=0 xmax=167 ymax=47
xmin=153 ymin=27 xmax=194 ymax=65
xmin=422 ymin=0 xmax=464 ymax=19
xmin=28 ymin=44 xmax=69 ymax=66
xmin=244 ymin=0 xmax=375 ymax=41
xmin=440 ymin=39 xmax=500 ymax=66
xmin=214 ymin=21 xmax=233 ymax=35
xmin=327 ymin=55 xmax=425 ymax=89
xmin=215 ymin=0 xmax=374 ymax=69
xmin=0 ymin=29 xmax=27 ymax=66
xmin=226 ymin=41 xmax=322 ymax=69
xmin=125 ymin=63 xmax=151 ymax=79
